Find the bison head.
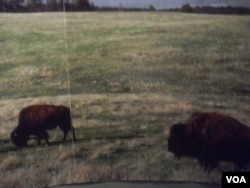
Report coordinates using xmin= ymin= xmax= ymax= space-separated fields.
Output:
xmin=168 ymin=123 xmax=189 ymax=158
xmin=10 ymin=127 xmax=28 ymax=147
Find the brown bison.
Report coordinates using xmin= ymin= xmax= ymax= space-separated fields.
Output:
xmin=168 ymin=112 xmax=250 ymax=172
xmin=11 ymin=104 xmax=76 ymax=147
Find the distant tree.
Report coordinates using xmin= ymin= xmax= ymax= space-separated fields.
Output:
xmin=4 ymin=0 xmax=24 ymax=6
xmin=47 ymin=0 xmax=56 ymax=11
xmin=2 ymin=0 xmax=25 ymax=11
xmin=62 ymin=0 xmax=94 ymax=11
xmin=75 ymin=0 xmax=93 ymax=11
xmin=149 ymin=5 xmax=155 ymax=11
xmin=118 ymin=3 xmax=123 ymax=11
xmin=27 ymin=0 xmax=43 ymax=11
xmin=90 ymin=1 xmax=95 ymax=9
xmin=181 ymin=3 xmax=193 ymax=13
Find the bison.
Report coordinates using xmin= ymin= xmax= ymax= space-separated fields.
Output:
xmin=11 ymin=104 xmax=76 ymax=147
xmin=168 ymin=112 xmax=250 ymax=172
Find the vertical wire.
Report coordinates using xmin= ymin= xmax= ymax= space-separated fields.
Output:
xmin=63 ymin=0 xmax=76 ymax=170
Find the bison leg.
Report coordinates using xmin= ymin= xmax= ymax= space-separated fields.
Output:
xmin=60 ymin=126 xmax=76 ymax=142
xmin=62 ymin=130 xmax=68 ymax=142
xmin=35 ymin=130 xmax=50 ymax=146
xmin=71 ymin=126 xmax=76 ymax=142
xmin=198 ymin=155 xmax=219 ymax=173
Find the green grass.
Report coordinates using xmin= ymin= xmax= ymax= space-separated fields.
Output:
xmin=0 ymin=12 xmax=250 ymax=187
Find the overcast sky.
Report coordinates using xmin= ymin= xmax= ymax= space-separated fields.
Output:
xmin=91 ymin=0 xmax=250 ymax=9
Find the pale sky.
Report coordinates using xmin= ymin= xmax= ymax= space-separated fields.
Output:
xmin=90 ymin=0 xmax=250 ymax=9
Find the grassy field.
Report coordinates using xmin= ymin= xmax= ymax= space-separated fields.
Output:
xmin=0 ymin=12 xmax=250 ymax=187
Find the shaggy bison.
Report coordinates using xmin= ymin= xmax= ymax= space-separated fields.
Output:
xmin=168 ymin=112 xmax=250 ymax=172
xmin=11 ymin=104 xmax=76 ymax=147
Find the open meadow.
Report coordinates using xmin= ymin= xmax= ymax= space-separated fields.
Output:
xmin=0 ymin=12 xmax=250 ymax=187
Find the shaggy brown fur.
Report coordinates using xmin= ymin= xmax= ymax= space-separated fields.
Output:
xmin=168 ymin=112 xmax=250 ymax=172
xmin=11 ymin=104 xmax=76 ymax=147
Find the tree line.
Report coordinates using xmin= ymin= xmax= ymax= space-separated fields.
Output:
xmin=1 ymin=1 xmax=250 ymax=14
xmin=0 ymin=0 xmax=95 ymax=12
xmin=178 ymin=3 xmax=250 ymax=15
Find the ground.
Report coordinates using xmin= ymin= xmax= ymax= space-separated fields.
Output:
xmin=0 ymin=12 xmax=249 ymax=187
